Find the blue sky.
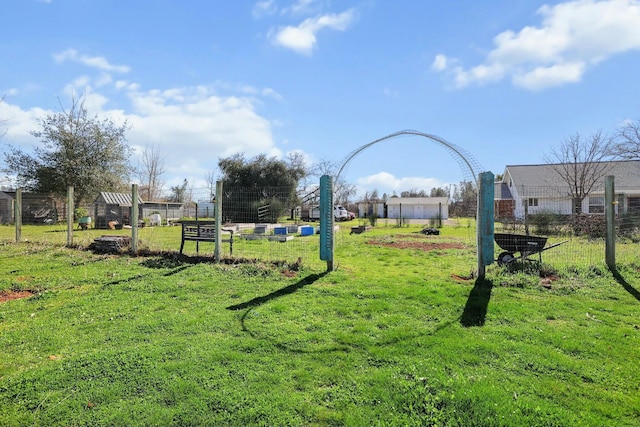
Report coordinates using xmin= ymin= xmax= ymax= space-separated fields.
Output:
xmin=2 ymin=0 xmax=640 ymax=198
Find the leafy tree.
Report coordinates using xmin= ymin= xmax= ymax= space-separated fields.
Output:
xmin=218 ymin=153 xmax=307 ymax=223
xmin=169 ymin=179 xmax=189 ymax=203
xmin=430 ymin=186 xmax=449 ymax=197
xmin=400 ymin=188 xmax=428 ymax=197
xmin=2 ymin=97 xmax=132 ymax=205
xmin=449 ymin=180 xmax=477 ymax=217
xmin=543 ymin=131 xmax=614 ymax=214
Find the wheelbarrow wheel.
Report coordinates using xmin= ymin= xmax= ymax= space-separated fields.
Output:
xmin=497 ymin=251 xmax=515 ymax=266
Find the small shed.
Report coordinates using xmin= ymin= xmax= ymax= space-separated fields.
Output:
xmin=385 ymin=197 xmax=449 ymax=220
xmin=0 ymin=191 xmax=60 ymax=224
xmin=141 ymin=201 xmax=184 ymax=223
xmin=93 ymin=192 xmax=144 ymax=229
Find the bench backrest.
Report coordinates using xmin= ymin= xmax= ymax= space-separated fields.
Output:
xmin=180 ymin=221 xmax=233 ymax=239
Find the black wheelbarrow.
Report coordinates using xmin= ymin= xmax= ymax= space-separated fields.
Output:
xmin=494 ymin=233 xmax=567 ymax=265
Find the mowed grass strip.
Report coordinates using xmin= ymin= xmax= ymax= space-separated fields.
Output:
xmin=0 ymin=224 xmax=639 ymax=426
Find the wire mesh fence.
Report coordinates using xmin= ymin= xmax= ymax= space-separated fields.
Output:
xmin=2 ymin=180 xmax=638 ymax=271
xmin=495 ymin=183 xmax=640 ymax=267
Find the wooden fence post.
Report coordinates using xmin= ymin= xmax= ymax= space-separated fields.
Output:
xmin=67 ymin=186 xmax=74 ymax=246
xmin=15 ymin=188 xmax=22 ymax=242
xmin=605 ymin=175 xmax=615 ymax=270
xmin=132 ymin=184 xmax=139 ymax=254
xmin=214 ymin=180 xmax=223 ymax=263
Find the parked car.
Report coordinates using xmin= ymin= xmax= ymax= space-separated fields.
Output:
xmin=334 ymin=205 xmax=349 ymax=221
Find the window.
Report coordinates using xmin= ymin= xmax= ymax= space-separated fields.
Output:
xmin=528 ymin=198 xmax=538 ymax=207
xmin=588 ymin=196 xmax=604 ymax=214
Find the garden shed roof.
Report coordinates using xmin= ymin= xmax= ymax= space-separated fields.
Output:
xmin=95 ymin=192 xmax=144 ymax=206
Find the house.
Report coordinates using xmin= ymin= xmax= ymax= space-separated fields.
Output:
xmin=385 ymin=197 xmax=449 ymax=220
xmin=93 ymin=192 xmax=144 ymax=229
xmin=497 ymin=160 xmax=640 ymax=219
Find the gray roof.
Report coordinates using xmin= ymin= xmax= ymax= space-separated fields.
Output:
xmin=96 ymin=192 xmax=144 ymax=206
xmin=504 ymin=160 xmax=640 ymax=191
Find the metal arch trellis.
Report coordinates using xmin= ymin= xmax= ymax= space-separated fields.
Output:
xmin=335 ymin=129 xmax=485 ymax=186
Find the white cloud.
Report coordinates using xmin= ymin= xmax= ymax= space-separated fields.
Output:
xmin=356 ymin=172 xmax=445 ymax=196
xmin=1 ymin=79 xmax=283 ymax=191
xmin=434 ymin=0 xmax=640 ymax=90
xmin=431 ymin=54 xmax=449 ymax=71
xmin=269 ymin=9 xmax=356 ymax=55
xmin=53 ymin=48 xmax=131 ymax=73
xmin=252 ymin=0 xmax=277 ymax=18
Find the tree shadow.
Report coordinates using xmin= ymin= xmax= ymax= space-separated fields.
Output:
xmin=460 ymin=277 xmax=493 ymax=327
xmin=226 ymin=271 xmax=328 ymax=311
xmin=611 ymin=269 xmax=640 ymax=302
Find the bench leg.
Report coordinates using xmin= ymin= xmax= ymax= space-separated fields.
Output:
xmin=180 ymin=240 xmax=185 ymax=254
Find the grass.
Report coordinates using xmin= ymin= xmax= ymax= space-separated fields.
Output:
xmin=0 ymin=223 xmax=639 ymax=426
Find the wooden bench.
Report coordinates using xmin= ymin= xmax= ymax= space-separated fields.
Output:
xmin=179 ymin=220 xmax=234 ymax=255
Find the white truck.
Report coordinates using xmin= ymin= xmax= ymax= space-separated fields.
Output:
xmin=301 ymin=205 xmax=350 ymax=221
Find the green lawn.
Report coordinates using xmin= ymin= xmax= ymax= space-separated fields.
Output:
xmin=0 ymin=223 xmax=639 ymax=426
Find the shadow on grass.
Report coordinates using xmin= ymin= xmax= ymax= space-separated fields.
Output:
xmin=612 ymin=269 xmax=640 ymax=302
xmin=460 ymin=278 xmax=493 ymax=327
xmin=227 ymin=271 xmax=328 ymax=311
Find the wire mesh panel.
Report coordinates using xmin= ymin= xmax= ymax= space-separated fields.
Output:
xmin=494 ymin=182 xmax=640 ymax=268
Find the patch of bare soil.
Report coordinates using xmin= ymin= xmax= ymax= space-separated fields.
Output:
xmin=367 ymin=238 xmax=465 ymax=252
xmin=0 ymin=290 xmax=35 ymax=303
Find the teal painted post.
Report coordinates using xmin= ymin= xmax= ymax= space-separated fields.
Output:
xmin=477 ymin=171 xmax=495 ymax=278
xmin=319 ymin=175 xmax=334 ymax=271
xmin=605 ymin=176 xmax=615 ymax=270
xmin=132 ymin=184 xmax=139 ymax=254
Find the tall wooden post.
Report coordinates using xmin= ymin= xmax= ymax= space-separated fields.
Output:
xmin=15 ymin=188 xmax=22 ymax=242
xmin=67 ymin=186 xmax=74 ymax=246
xmin=605 ymin=175 xmax=615 ymax=270
xmin=131 ymin=184 xmax=139 ymax=254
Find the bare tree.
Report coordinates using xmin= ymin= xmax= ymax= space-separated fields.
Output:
xmin=204 ymin=170 xmax=216 ymax=199
xmin=137 ymin=144 xmax=166 ymax=201
xmin=311 ymin=159 xmax=356 ymax=205
xmin=543 ymin=131 xmax=614 ymax=214
xmin=611 ymin=119 xmax=640 ymax=159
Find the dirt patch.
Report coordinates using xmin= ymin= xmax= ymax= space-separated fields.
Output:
xmin=0 ymin=290 xmax=35 ymax=303
xmin=367 ymin=239 xmax=465 ymax=252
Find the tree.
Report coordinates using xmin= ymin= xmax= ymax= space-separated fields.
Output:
xmin=137 ymin=144 xmax=165 ymax=201
xmin=311 ymin=159 xmax=356 ymax=206
xmin=400 ymin=188 xmax=428 ymax=198
xmin=611 ymin=119 xmax=640 ymax=159
xmin=430 ymin=187 xmax=449 ymax=197
xmin=543 ymin=131 xmax=614 ymax=214
xmin=204 ymin=170 xmax=216 ymax=199
xmin=168 ymin=179 xmax=189 ymax=203
xmin=449 ymin=180 xmax=477 ymax=217
xmin=2 ymin=97 xmax=132 ymax=205
xmin=218 ymin=153 xmax=307 ymax=222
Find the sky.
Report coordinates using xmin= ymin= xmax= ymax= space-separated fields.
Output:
xmin=2 ymin=0 xmax=640 ymax=199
